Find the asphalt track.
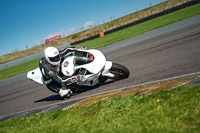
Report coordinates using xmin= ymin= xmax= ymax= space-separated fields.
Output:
xmin=0 ymin=15 xmax=200 ymax=118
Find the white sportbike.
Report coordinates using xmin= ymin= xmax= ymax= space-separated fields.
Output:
xmin=27 ymin=49 xmax=130 ymax=97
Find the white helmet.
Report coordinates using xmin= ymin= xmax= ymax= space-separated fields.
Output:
xmin=44 ymin=47 xmax=60 ymax=65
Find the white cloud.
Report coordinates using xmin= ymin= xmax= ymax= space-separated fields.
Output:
xmin=44 ymin=21 xmax=97 ymax=40
xmin=83 ymin=21 xmax=96 ymax=30
xmin=35 ymin=41 xmax=43 ymax=46
xmin=69 ymin=28 xmax=76 ymax=34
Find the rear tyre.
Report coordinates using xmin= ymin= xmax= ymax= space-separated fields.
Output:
xmin=109 ymin=63 xmax=130 ymax=80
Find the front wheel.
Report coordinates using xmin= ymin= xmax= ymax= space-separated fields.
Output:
xmin=109 ymin=63 xmax=130 ymax=80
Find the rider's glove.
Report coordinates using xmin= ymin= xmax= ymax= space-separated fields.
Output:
xmin=77 ymin=75 xmax=85 ymax=82
xmin=71 ymin=75 xmax=85 ymax=83
xmin=71 ymin=76 xmax=78 ymax=83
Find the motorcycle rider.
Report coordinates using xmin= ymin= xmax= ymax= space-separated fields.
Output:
xmin=39 ymin=46 xmax=87 ymax=98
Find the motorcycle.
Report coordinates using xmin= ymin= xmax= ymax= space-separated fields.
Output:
xmin=27 ymin=49 xmax=130 ymax=97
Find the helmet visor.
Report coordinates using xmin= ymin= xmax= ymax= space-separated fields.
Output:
xmin=49 ymin=55 xmax=60 ymax=62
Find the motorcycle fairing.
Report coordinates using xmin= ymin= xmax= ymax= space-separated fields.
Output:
xmin=74 ymin=49 xmax=106 ymax=74
xmin=61 ymin=55 xmax=75 ymax=76
xmin=27 ymin=67 xmax=44 ymax=84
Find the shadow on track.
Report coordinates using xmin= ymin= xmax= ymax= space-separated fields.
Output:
xmin=34 ymin=94 xmax=63 ymax=103
xmin=34 ymin=80 xmax=115 ymax=103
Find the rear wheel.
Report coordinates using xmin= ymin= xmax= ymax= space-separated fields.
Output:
xmin=109 ymin=63 xmax=130 ymax=80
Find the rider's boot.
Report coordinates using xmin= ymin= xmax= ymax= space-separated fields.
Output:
xmin=59 ymin=87 xmax=72 ymax=98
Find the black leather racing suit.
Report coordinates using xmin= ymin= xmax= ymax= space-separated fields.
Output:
xmin=39 ymin=47 xmax=82 ymax=93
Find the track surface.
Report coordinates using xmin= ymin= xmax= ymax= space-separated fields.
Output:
xmin=0 ymin=15 xmax=200 ymax=117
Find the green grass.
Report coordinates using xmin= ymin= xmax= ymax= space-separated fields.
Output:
xmin=1 ymin=3 xmax=200 ymax=80
xmin=0 ymin=58 xmax=41 ymax=80
xmin=1 ymin=85 xmax=200 ymax=133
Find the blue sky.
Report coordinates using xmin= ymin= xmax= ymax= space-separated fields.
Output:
xmin=0 ymin=0 xmax=163 ymax=56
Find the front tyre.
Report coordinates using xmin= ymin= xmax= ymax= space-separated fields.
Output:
xmin=109 ymin=63 xmax=130 ymax=80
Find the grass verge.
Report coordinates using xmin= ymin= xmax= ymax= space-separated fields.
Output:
xmin=0 ymin=58 xmax=41 ymax=80
xmin=1 ymin=85 xmax=200 ymax=133
xmin=0 ymin=3 xmax=200 ymax=80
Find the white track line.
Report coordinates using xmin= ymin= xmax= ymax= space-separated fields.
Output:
xmin=1 ymin=71 xmax=200 ymax=119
